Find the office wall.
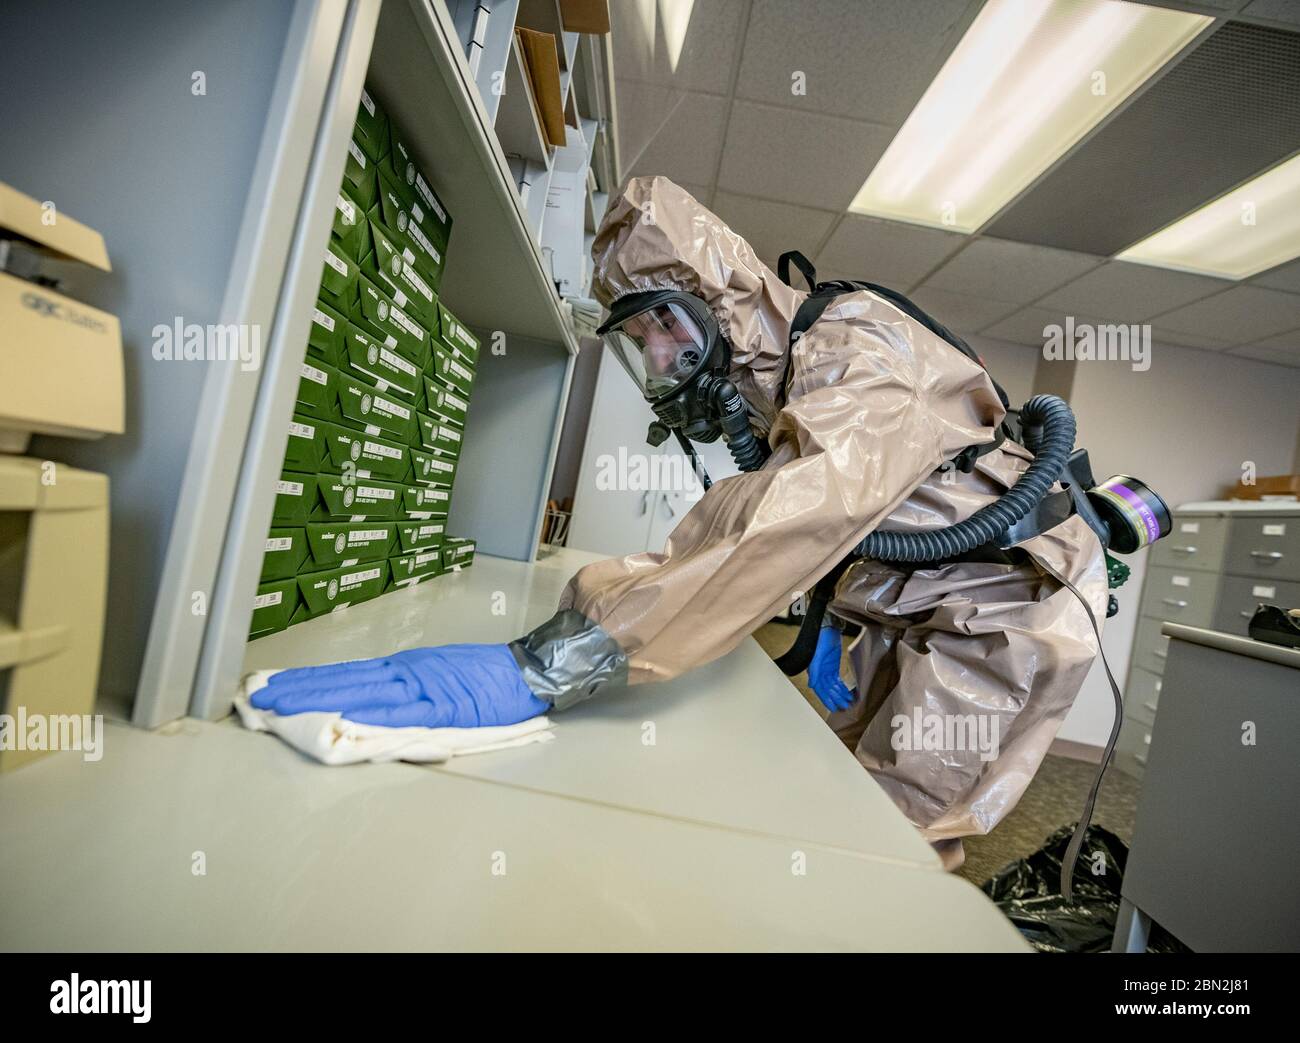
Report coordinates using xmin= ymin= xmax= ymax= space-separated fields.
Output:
xmin=1047 ymin=343 xmax=1300 ymax=746
xmin=0 ymin=0 xmax=295 ymax=707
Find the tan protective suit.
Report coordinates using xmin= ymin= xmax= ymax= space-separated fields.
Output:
xmin=555 ymin=177 xmax=1107 ymax=863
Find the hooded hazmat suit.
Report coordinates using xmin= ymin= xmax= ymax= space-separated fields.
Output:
xmin=510 ymin=177 xmax=1109 ymax=866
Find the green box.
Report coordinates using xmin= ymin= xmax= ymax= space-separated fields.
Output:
xmin=408 ymin=446 xmax=457 ymax=489
xmin=296 ymin=560 xmax=390 ymax=616
xmin=319 ymin=420 xmax=412 ymax=483
xmin=294 ymin=359 xmax=335 ymax=420
xmin=396 ymin=517 xmax=447 ymax=551
xmin=260 ymin=527 xmax=310 ymax=582
xmin=431 ymin=342 xmax=475 ymax=397
xmin=318 ymin=242 xmax=360 ymax=314
xmin=389 ymin=546 xmax=445 ymax=587
xmin=423 ymin=373 xmax=469 ymax=428
xmin=443 ymin=537 xmax=476 ymax=569
xmin=250 ymin=577 xmax=301 ymax=638
xmin=371 ymin=170 xmax=445 ymax=284
xmin=283 ymin=413 xmax=329 ymax=471
xmin=399 ymin=483 xmax=451 ymax=519
xmin=359 ymin=217 xmax=440 ymax=327
xmin=341 ymin=133 xmax=379 ymax=211
xmin=383 ymin=126 xmax=452 ymax=250
xmin=353 ymin=85 xmax=390 ymax=163
xmin=272 ymin=472 xmax=318 ymax=526
xmin=305 ymin=521 xmax=397 ymax=567
xmin=310 ymin=475 xmax=403 ymax=521
xmin=331 ymin=367 xmax=419 ymax=444
xmin=331 ymin=187 xmax=368 ymax=261
xmin=415 ymin=409 xmax=463 ymax=457
xmin=307 ymin=299 xmax=348 ymax=369
xmin=349 ymin=274 xmax=430 ymax=370
xmin=437 ymin=302 xmax=478 ymax=364
xmin=340 ymin=320 xmax=421 ymax=401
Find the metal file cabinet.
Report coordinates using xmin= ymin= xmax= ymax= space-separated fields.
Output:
xmin=1116 ymin=505 xmax=1300 ymax=781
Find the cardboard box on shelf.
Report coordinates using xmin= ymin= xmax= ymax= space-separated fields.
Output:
xmin=318 ymin=241 xmax=360 ymax=314
xmin=389 ymin=546 xmax=445 ymax=587
xmin=306 ymin=299 xmax=347 ymax=369
xmin=353 ymin=85 xmax=390 ymax=163
xmin=294 ymin=561 xmax=390 ymax=620
xmin=408 ymin=445 xmax=457 ymax=489
xmin=318 ymin=420 xmax=412 ymax=483
xmin=349 ymin=274 xmax=430 ymax=369
xmin=431 ymin=343 xmax=475 ymax=396
xmin=250 ymin=577 xmax=300 ymax=638
xmin=293 ymin=358 xmax=335 ymax=420
xmin=341 ymin=133 xmax=379 ymax=211
xmin=305 ymin=521 xmax=398 ymax=568
xmin=330 ymin=366 xmax=419 ymax=444
xmin=271 ymin=471 xmax=318 ymax=526
xmin=560 ymin=0 xmax=611 ymax=33
xmin=396 ymin=517 xmax=447 ymax=551
xmin=358 ymin=216 xmax=439 ymax=327
xmin=437 ymin=301 xmax=479 ymax=364
xmin=309 ymin=475 xmax=403 ymax=522
xmin=415 ymin=409 xmax=463 ymax=457
xmin=381 ymin=127 xmax=453 ymax=251
xmin=443 ymin=537 xmax=477 ymax=569
xmin=515 ymin=27 xmax=566 ymax=147
xmin=260 ymin=528 xmax=311 ymax=582
xmin=282 ymin=413 xmax=330 ymax=471
xmin=423 ymin=373 xmax=470 ymax=428
xmin=339 ymin=321 xmax=422 ymax=401
xmin=331 ymin=187 xmax=368 ymax=261
xmin=399 ymin=483 xmax=451 ymax=519
xmin=371 ymin=169 xmax=446 ymax=284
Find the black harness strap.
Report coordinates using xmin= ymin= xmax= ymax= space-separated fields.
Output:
xmin=773 ymin=558 xmax=853 ymax=675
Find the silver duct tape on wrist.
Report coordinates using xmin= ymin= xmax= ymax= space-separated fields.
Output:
xmin=508 ymin=609 xmax=629 ymax=711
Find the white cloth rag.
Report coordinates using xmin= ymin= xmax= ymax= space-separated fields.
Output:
xmin=235 ymin=669 xmax=555 ymax=766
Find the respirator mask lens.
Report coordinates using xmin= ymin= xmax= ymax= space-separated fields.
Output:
xmin=602 ymin=301 xmax=711 ymax=401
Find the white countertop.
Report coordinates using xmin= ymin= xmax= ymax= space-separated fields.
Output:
xmin=0 ymin=549 xmax=1027 ymax=951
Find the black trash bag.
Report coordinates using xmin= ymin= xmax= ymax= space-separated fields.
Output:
xmin=982 ymin=824 xmax=1188 ymax=953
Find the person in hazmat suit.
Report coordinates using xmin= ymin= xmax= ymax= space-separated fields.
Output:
xmin=252 ymin=177 xmax=1167 ymax=869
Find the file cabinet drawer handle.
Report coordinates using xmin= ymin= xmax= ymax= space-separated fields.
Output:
xmin=1135 ymin=753 xmax=1148 ymax=766
xmin=1143 ymin=701 xmax=1158 ymax=713
xmin=1250 ymin=550 xmax=1284 ymax=560
xmin=1240 ymin=610 xmax=1253 ymax=618
xmin=1162 ymin=597 xmax=1188 ymax=608
xmin=1171 ymin=545 xmax=1197 ymax=554
xmin=1154 ymin=649 xmax=1167 ymax=658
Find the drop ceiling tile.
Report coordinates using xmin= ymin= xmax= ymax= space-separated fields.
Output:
xmin=1147 ymin=284 xmax=1300 ymax=342
xmin=980 ymin=307 xmax=1075 ymax=345
xmin=611 ymin=0 xmax=747 ymax=95
xmin=617 ymin=86 xmax=730 ymax=186
xmin=1252 ymin=258 xmax=1300 ymax=294
xmin=733 ymin=0 xmax=973 ymax=125
xmin=1228 ymin=341 xmax=1300 ymax=367
xmin=1149 ymin=326 xmax=1233 ymax=351
xmin=815 ymin=214 xmax=965 ymax=289
xmin=925 ymin=238 xmax=1103 ymax=304
xmin=709 ymin=191 xmax=837 ymax=268
xmin=1037 ymin=261 xmax=1232 ymax=323
xmin=717 ymin=100 xmax=895 ymax=210
xmin=1242 ymin=0 xmax=1300 ymax=27
xmin=908 ymin=287 xmax=1022 ymax=340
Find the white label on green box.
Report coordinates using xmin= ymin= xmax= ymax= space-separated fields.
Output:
xmin=358 ymin=485 xmax=395 ymax=500
xmin=324 ymin=248 xmax=348 ymax=276
xmin=424 ymin=489 xmax=449 ymax=501
xmin=364 ymin=440 xmax=403 ymax=460
xmin=276 ymin=480 xmax=304 ymax=496
xmin=407 ymin=221 xmax=437 ymax=261
xmin=336 ymin=195 xmax=356 ymax=225
xmin=415 ymin=551 xmax=439 ymax=566
xmin=403 ymin=263 xmax=434 ymax=302
xmin=350 ymin=529 xmax=387 ymax=543
xmin=445 ymin=390 xmax=468 ymax=411
xmin=302 ymin=363 xmax=329 ymax=385
xmin=415 ymin=173 xmax=445 ymax=223
xmin=374 ymin=396 xmax=410 ymax=421
xmin=390 ymin=304 xmax=422 ymax=340
xmin=342 ymin=567 xmax=381 ymax=587
xmin=265 ymin=537 xmax=293 ymax=552
xmin=380 ymin=347 xmax=417 ymax=377
xmin=348 ymin=139 xmax=366 ymax=167
xmin=313 ymin=308 xmax=335 ymax=332
xmin=448 ymin=358 xmax=471 ymax=381
xmin=254 ymin=591 xmax=283 ymax=609
xmin=441 ymin=425 xmax=460 ymax=443
xmin=417 ymin=524 xmax=444 ymax=539
xmin=426 ymin=459 xmax=453 ymax=474
xmin=288 ymin=421 xmax=315 ymax=439
xmin=360 ymin=88 xmax=375 ymax=116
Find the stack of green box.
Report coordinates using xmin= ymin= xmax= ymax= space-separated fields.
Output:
xmin=251 ymin=84 xmax=481 ymax=640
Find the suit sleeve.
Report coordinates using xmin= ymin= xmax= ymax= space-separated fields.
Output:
xmin=509 ymin=300 xmax=1004 ymax=709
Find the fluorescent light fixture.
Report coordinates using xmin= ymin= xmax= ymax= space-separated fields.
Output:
xmin=1117 ymin=153 xmax=1300 ymax=279
xmin=849 ymin=0 xmax=1211 ymax=233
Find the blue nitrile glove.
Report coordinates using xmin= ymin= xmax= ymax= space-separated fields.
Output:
xmin=808 ymin=625 xmax=855 ymax=713
xmin=250 ymin=644 xmax=551 ymax=728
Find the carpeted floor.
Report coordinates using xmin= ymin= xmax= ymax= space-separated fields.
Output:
xmin=752 ymin=622 xmax=1142 ymax=886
